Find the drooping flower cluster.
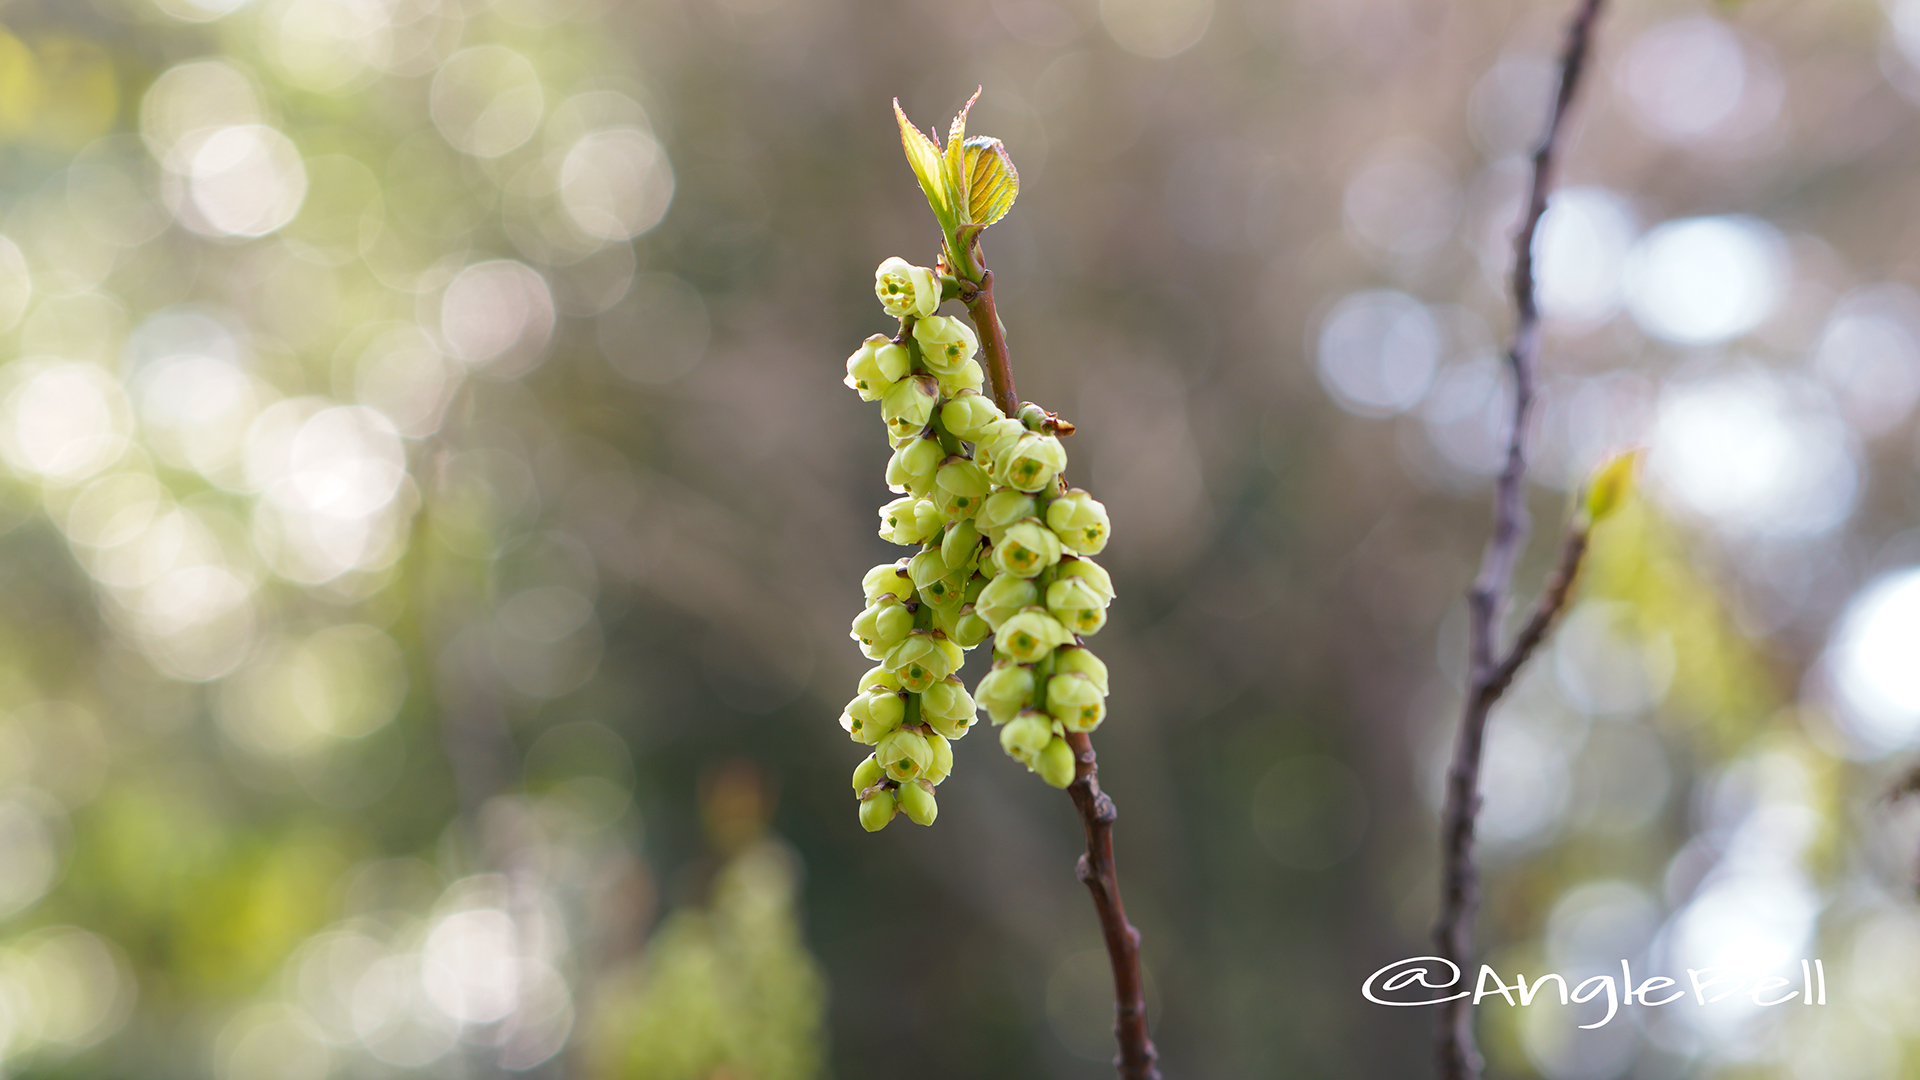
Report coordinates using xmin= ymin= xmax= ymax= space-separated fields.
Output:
xmin=840 ymin=257 xmax=1115 ymax=831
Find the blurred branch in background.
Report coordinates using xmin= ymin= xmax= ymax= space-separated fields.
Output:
xmin=1433 ymin=1 xmax=1605 ymax=1077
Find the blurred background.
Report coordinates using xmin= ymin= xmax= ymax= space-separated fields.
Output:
xmin=0 ymin=0 xmax=1918 ymax=1076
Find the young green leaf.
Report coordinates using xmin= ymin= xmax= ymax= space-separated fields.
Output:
xmin=963 ymin=136 xmax=1018 ymax=228
xmin=894 ymin=98 xmax=954 ymax=231
xmin=944 ymin=87 xmax=979 ymax=219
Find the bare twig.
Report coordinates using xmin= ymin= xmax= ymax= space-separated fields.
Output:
xmin=964 ymin=266 xmax=1159 ymax=1080
xmin=1432 ymin=2 xmax=1607 ymax=1077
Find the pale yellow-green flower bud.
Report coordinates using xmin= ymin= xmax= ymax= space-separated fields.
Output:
xmin=940 ymin=518 xmax=981 ymax=571
xmin=940 ymin=358 xmax=984 ymax=396
xmin=879 ymin=727 xmax=933 ymax=782
xmin=1000 ymin=433 xmax=1068 ymax=494
xmin=856 ymin=664 xmax=904 ymax=695
xmin=851 ymin=597 xmax=914 ymax=660
xmin=974 ymin=574 xmax=1037 ymax=629
xmin=1051 ymin=646 xmax=1109 ymax=696
xmin=886 ymin=438 xmax=943 ymax=496
xmin=999 ymin=710 xmax=1052 ymax=765
xmin=912 ymin=315 xmax=979 ymax=376
xmin=935 ymin=458 xmax=993 ymax=519
xmin=1046 ymin=672 xmax=1105 ymax=732
xmin=975 ymin=489 xmax=1037 ymax=542
xmin=898 ymin=779 xmax=938 ymax=825
xmin=996 ymin=608 xmax=1071 ymax=664
xmin=852 ymin=754 xmax=885 ymax=793
xmin=908 ymin=548 xmax=952 ymax=591
xmin=993 ymin=519 xmax=1063 ymax=578
xmin=974 ymin=417 xmax=1029 ymax=463
xmin=939 ymin=392 xmax=1004 ymax=442
xmin=1045 ymin=576 xmax=1109 ymax=636
xmin=925 ymin=733 xmax=954 ymax=784
xmin=888 ymin=630 xmax=956 ymax=692
xmin=951 ymin=608 xmax=992 ymax=649
xmin=1054 ymin=556 xmax=1115 ymax=604
xmin=1037 ymin=736 xmax=1076 ymax=789
xmin=877 ymin=497 xmax=935 ymax=546
xmin=883 ymin=374 xmax=940 ymax=442
xmin=843 ymin=687 xmax=905 ymax=744
xmin=845 ymin=335 xmax=911 ymax=400
xmin=1046 ymin=489 xmax=1110 ymax=556
xmin=920 ymin=674 xmax=969 ymax=719
xmin=862 ymin=560 xmax=916 ymax=604
xmin=935 ymin=634 xmax=965 ymax=673
xmin=860 ymin=788 xmax=898 ymax=831
xmin=876 ymin=256 xmax=939 ymax=320
xmin=975 ymin=662 xmax=1033 ymax=724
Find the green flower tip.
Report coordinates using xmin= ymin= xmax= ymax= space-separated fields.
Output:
xmin=1037 ymin=736 xmax=1076 ymax=788
xmin=860 ymin=788 xmax=898 ymax=832
xmin=898 ymin=780 xmax=938 ymax=826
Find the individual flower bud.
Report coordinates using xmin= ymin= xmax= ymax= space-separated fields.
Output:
xmin=1046 ymin=672 xmax=1106 ymax=732
xmin=940 ymin=518 xmax=981 ymax=571
xmin=852 ymin=754 xmax=885 ymax=793
xmin=863 ymin=560 xmax=916 ymax=604
xmin=878 ymin=727 xmax=933 ymax=782
xmin=975 ymin=662 xmax=1034 ymax=724
xmin=898 ymin=780 xmax=938 ymax=825
xmin=841 ymin=688 xmax=900 ymax=745
xmin=877 ymin=497 xmax=936 ymax=546
xmin=1045 ymin=575 xmax=1109 ymax=636
xmin=856 ymin=664 xmax=904 ymax=695
xmin=876 ymin=256 xmax=939 ymax=319
xmin=851 ymin=597 xmax=914 ymax=660
xmin=1582 ymin=448 xmax=1642 ymax=524
xmin=862 ymin=687 xmax=906 ymax=737
xmin=1000 ymin=433 xmax=1068 ymax=493
xmin=882 ymin=374 xmax=940 ymax=442
xmin=911 ymin=315 xmax=980 ymax=375
xmin=845 ymin=335 xmax=910 ymax=400
xmin=1054 ymin=557 xmax=1116 ymax=604
xmin=929 ymin=600 xmax=963 ymax=640
xmin=993 ymin=519 xmax=1063 ymax=578
xmin=1046 ymin=489 xmax=1111 ymax=556
xmin=923 ymin=572 xmax=968 ymax=609
xmin=939 ymin=392 xmax=1004 ymax=442
xmin=908 ymin=548 xmax=952 ymax=591
xmin=885 ymin=438 xmax=943 ymax=496
xmin=995 ymin=608 xmax=1071 ymax=664
xmin=975 ymin=489 xmax=1037 ymax=541
xmin=934 ymin=458 xmax=992 ymax=519
xmin=1051 ymin=646 xmax=1109 ymax=696
xmin=974 ymin=574 xmax=1037 ymax=629
xmin=1037 ymin=736 xmax=1076 ymax=789
xmin=859 ymin=788 xmax=898 ymax=831
xmin=1016 ymin=402 xmax=1051 ymax=430
xmin=940 ymin=358 xmax=984 ymax=395
xmin=973 ymin=417 xmax=1029 ymax=465
xmin=922 ymin=675 xmax=974 ymax=721
xmin=999 ymin=711 xmax=1052 ymax=766
xmin=950 ymin=609 xmax=992 ymax=649
xmin=888 ymin=630 xmax=956 ymax=692
xmin=925 ymin=732 xmax=954 ymax=783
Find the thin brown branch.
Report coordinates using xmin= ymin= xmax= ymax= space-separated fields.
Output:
xmin=1432 ymin=1 xmax=1607 ymax=1077
xmin=962 ymin=266 xmax=1157 ymax=1079
xmin=961 ymin=269 xmax=1018 ymax=417
xmin=1066 ymin=731 xmax=1160 ymax=1080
